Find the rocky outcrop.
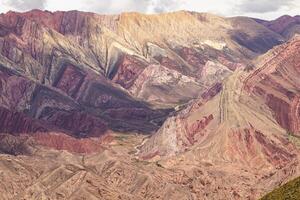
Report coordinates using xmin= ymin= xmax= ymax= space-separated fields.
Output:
xmin=186 ymin=114 xmax=214 ymax=144
xmin=0 ymin=67 xmax=35 ymax=110
xmin=0 ymin=106 xmax=48 ymax=134
xmin=141 ymin=36 xmax=300 ymax=159
xmin=110 ymin=55 xmax=147 ymax=89
xmin=244 ymin=36 xmax=300 ymax=136
xmin=201 ymin=82 xmax=222 ymax=100
xmin=175 ymin=46 xmax=207 ymax=76
xmin=53 ymin=64 xmax=86 ymax=98
xmin=32 ymin=132 xmax=111 ymax=154
xmin=129 ymin=64 xmax=204 ymax=108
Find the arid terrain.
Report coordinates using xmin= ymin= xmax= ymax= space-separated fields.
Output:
xmin=0 ymin=9 xmax=300 ymax=200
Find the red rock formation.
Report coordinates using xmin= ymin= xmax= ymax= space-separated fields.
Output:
xmin=177 ymin=47 xmax=207 ymax=76
xmin=254 ymin=130 xmax=295 ymax=167
xmin=111 ymin=55 xmax=146 ymax=89
xmin=265 ymin=94 xmax=300 ymax=135
xmin=0 ymin=106 xmax=48 ymax=134
xmin=0 ymin=68 xmax=34 ymax=109
xmin=266 ymin=94 xmax=291 ymax=130
xmin=186 ymin=114 xmax=214 ymax=144
xmin=201 ymin=83 xmax=222 ymax=101
xmin=32 ymin=132 xmax=109 ymax=154
xmin=217 ymin=56 xmax=243 ymax=71
xmin=53 ymin=64 xmax=86 ymax=97
xmin=244 ymin=36 xmax=300 ymax=135
xmin=39 ymin=110 xmax=108 ymax=137
xmin=154 ymin=55 xmax=185 ymax=74
xmin=290 ymin=96 xmax=300 ymax=133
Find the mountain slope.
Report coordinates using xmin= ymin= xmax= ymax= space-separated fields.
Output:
xmin=255 ymin=15 xmax=300 ymax=39
xmin=140 ymin=35 xmax=300 ymax=159
xmin=139 ymin=35 xmax=300 ymax=199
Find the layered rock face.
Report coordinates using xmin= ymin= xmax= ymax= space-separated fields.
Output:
xmin=140 ymin=35 xmax=300 ymax=159
xmin=0 ymin=62 xmax=169 ymax=136
xmin=244 ymin=36 xmax=300 ymax=136
xmin=31 ymin=132 xmax=113 ymax=154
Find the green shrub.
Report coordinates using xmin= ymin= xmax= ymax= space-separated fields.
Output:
xmin=260 ymin=176 xmax=300 ymax=200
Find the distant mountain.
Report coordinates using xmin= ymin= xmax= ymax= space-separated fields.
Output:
xmin=255 ymin=15 xmax=300 ymax=39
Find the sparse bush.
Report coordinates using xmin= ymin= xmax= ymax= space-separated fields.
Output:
xmin=260 ymin=176 xmax=300 ymax=200
xmin=156 ymin=161 xmax=164 ymax=168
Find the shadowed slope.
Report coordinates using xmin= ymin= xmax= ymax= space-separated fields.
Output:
xmin=256 ymin=15 xmax=300 ymax=39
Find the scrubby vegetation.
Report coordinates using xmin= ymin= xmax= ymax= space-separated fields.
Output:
xmin=260 ymin=176 xmax=300 ymax=200
xmin=287 ymin=131 xmax=300 ymax=147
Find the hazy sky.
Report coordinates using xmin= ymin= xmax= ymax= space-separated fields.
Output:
xmin=1 ymin=0 xmax=300 ymax=20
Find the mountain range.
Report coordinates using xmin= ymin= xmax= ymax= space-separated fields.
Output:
xmin=0 ymin=9 xmax=300 ymax=200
